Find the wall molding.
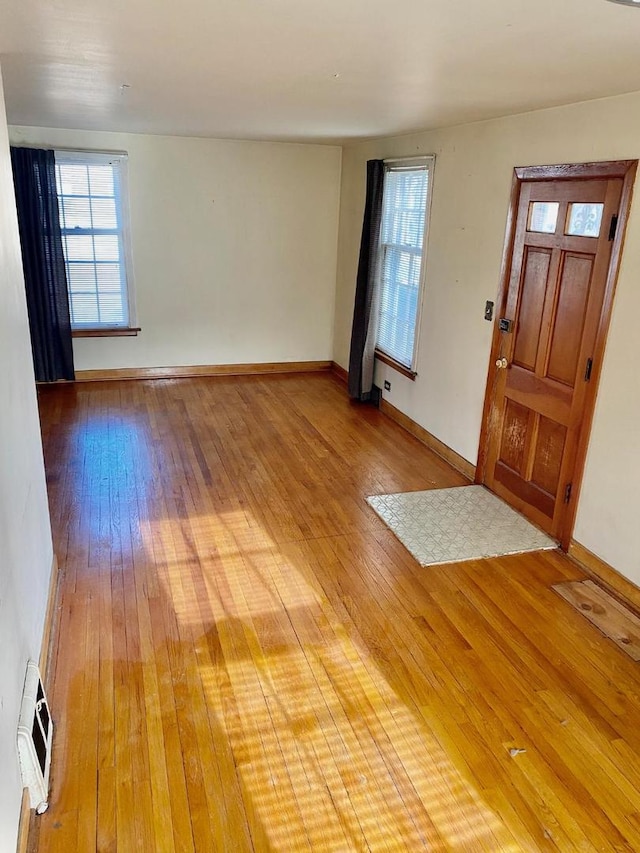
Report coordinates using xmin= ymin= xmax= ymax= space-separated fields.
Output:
xmin=74 ymin=360 xmax=333 ymax=383
xmin=39 ymin=552 xmax=60 ymax=685
xmin=568 ymin=540 xmax=640 ymax=616
xmin=331 ymin=361 xmax=348 ymax=383
xmin=17 ymin=788 xmax=30 ymax=853
xmin=379 ymin=399 xmax=476 ymax=480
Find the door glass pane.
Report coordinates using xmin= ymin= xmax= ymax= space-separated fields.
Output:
xmin=566 ymin=203 xmax=604 ymax=238
xmin=527 ymin=202 xmax=559 ymax=234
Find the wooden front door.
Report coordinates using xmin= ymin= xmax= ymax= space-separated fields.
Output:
xmin=478 ymin=162 xmax=637 ymax=548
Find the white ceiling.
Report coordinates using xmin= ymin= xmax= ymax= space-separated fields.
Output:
xmin=1 ymin=0 xmax=640 ymax=144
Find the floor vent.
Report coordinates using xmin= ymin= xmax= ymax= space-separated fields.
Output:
xmin=17 ymin=661 xmax=53 ymax=815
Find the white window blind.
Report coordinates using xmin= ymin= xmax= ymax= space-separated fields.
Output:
xmin=376 ymin=159 xmax=433 ymax=370
xmin=55 ymin=151 xmax=133 ymax=329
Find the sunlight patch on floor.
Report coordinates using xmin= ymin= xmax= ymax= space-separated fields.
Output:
xmin=146 ymin=509 xmax=518 ymax=851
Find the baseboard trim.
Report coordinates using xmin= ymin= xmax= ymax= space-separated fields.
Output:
xmin=568 ymin=540 xmax=640 ymax=615
xmin=74 ymin=360 xmax=333 ymax=383
xmin=16 ymin=788 xmax=30 ymax=853
xmin=39 ymin=552 xmax=60 ymax=685
xmin=379 ymin=399 xmax=476 ymax=480
xmin=331 ymin=361 xmax=348 ymax=383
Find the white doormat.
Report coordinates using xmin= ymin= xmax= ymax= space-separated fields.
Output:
xmin=367 ymin=485 xmax=556 ymax=566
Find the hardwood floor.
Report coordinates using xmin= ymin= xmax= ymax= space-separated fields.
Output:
xmin=33 ymin=372 xmax=640 ymax=851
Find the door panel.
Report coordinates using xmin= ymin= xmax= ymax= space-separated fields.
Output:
xmin=546 ymin=254 xmax=592 ymax=386
xmin=499 ymin=399 xmax=529 ymax=473
xmin=494 ymin=462 xmax=555 ymax=518
xmin=531 ymin=417 xmax=566 ymax=496
xmin=513 ymin=248 xmax=551 ymax=370
xmin=482 ymin=173 xmax=624 ymax=540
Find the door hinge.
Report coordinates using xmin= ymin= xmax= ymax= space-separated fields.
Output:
xmin=564 ymin=483 xmax=572 ymax=504
xmin=584 ymin=357 xmax=593 ymax=382
xmin=608 ymin=214 xmax=618 ymax=242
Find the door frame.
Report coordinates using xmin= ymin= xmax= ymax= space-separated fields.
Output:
xmin=476 ymin=159 xmax=638 ymax=550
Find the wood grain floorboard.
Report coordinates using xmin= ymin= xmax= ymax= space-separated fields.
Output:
xmin=32 ymin=372 xmax=640 ymax=852
xmin=553 ymin=580 xmax=640 ymax=661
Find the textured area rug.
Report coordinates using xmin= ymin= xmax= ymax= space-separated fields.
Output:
xmin=367 ymin=485 xmax=556 ymax=566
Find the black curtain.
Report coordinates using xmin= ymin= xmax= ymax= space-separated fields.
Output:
xmin=348 ymin=159 xmax=384 ymax=401
xmin=10 ymin=147 xmax=74 ymax=382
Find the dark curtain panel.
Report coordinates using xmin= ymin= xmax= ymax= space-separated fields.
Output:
xmin=10 ymin=147 xmax=74 ymax=382
xmin=348 ymin=159 xmax=384 ymax=401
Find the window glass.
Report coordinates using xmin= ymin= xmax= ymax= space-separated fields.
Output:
xmin=55 ymin=152 xmax=133 ymax=329
xmin=566 ymin=203 xmax=604 ymax=238
xmin=376 ymin=162 xmax=432 ymax=370
xmin=527 ymin=202 xmax=559 ymax=234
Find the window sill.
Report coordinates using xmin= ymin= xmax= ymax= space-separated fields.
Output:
xmin=375 ymin=349 xmax=417 ymax=381
xmin=72 ymin=327 xmax=141 ymax=338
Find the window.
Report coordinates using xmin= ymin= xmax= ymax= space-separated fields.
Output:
xmin=376 ymin=158 xmax=434 ymax=372
xmin=55 ymin=151 xmax=135 ymax=331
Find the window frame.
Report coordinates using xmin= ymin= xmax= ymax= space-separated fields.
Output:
xmin=374 ymin=155 xmax=435 ymax=378
xmin=54 ymin=149 xmax=138 ymax=335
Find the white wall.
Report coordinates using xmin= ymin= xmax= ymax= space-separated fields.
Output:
xmin=334 ymin=91 xmax=640 ymax=584
xmin=9 ymin=125 xmax=342 ymax=372
xmin=0 ymin=68 xmax=54 ymax=851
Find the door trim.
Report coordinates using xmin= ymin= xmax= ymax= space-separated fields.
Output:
xmin=476 ymin=159 xmax=638 ymax=550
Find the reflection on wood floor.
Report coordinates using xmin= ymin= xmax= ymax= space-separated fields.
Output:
xmin=33 ymin=372 xmax=640 ymax=851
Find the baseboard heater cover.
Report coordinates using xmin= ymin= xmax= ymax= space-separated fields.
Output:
xmin=17 ymin=660 xmax=53 ymax=814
